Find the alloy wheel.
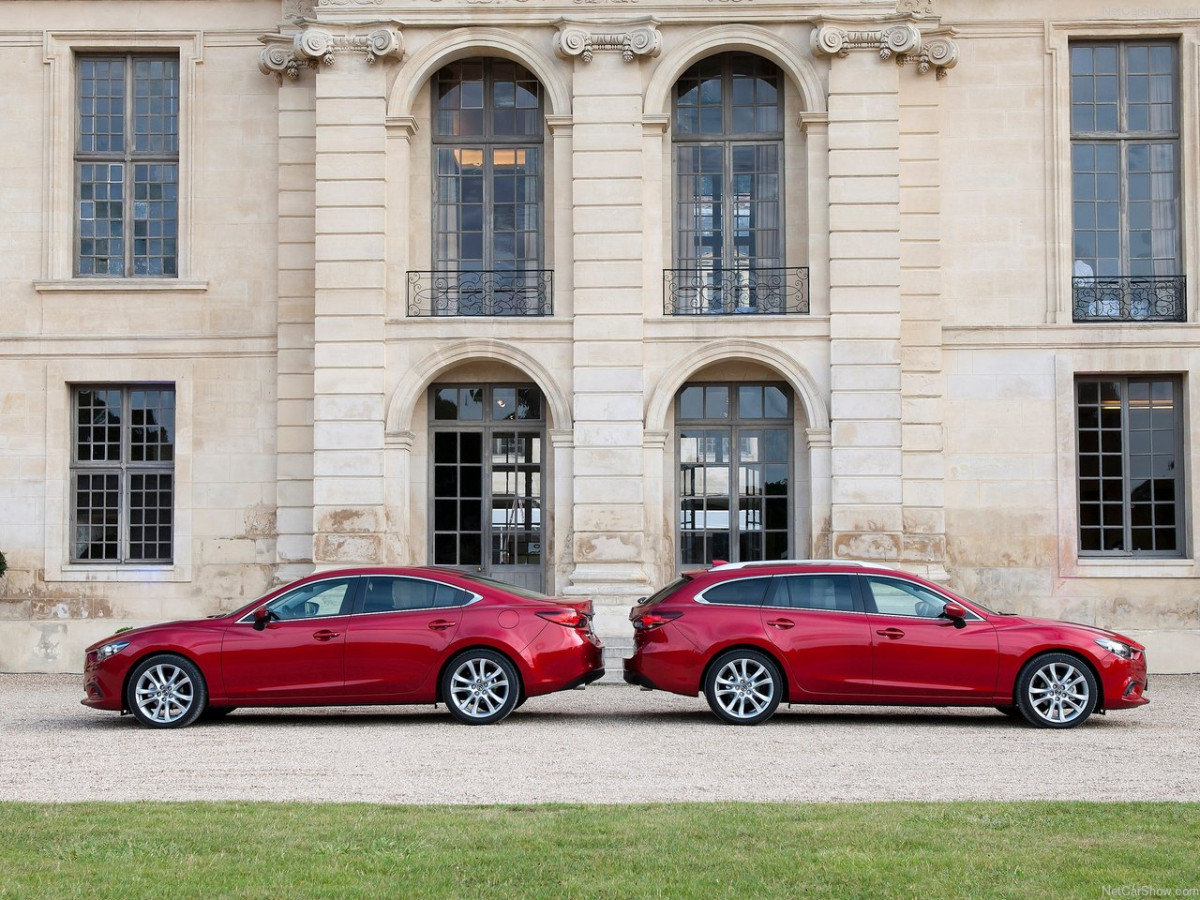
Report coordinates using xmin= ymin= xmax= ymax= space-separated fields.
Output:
xmin=704 ymin=650 xmax=782 ymax=725
xmin=443 ymin=651 xmax=520 ymax=725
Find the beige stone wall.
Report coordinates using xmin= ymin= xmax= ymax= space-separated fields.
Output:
xmin=1 ymin=0 xmax=1198 ymax=674
xmin=0 ymin=2 xmax=282 ymax=670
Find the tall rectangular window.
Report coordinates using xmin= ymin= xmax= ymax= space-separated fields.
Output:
xmin=1070 ymin=42 xmax=1182 ymax=321
xmin=72 ymin=386 xmax=175 ymax=563
xmin=664 ymin=53 xmax=807 ymax=316
xmin=418 ymin=58 xmax=547 ymax=317
xmin=76 ymin=54 xmax=179 ymax=277
xmin=1076 ymin=376 xmax=1183 ymax=557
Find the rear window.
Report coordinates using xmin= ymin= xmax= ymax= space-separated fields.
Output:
xmin=452 ymin=572 xmax=552 ymax=601
xmin=698 ymin=576 xmax=772 ymax=606
xmin=635 ymin=577 xmax=690 ymax=609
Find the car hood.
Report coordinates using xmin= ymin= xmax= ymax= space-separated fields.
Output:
xmin=85 ymin=617 xmax=231 ymax=651
xmin=990 ymin=613 xmax=1143 ymax=649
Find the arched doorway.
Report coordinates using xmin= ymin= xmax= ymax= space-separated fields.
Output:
xmin=676 ymin=381 xmax=794 ymax=565
xmin=429 ymin=383 xmax=545 ymax=591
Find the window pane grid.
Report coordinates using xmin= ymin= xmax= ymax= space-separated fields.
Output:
xmin=1070 ymin=41 xmax=1180 ymax=311
xmin=1077 ymin=376 xmax=1182 ymax=556
xmin=432 ymin=59 xmax=544 ymax=315
xmin=673 ymin=54 xmax=783 ymax=289
xmin=71 ymin=385 xmax=175 ymax=564
xmin=677 ymin=383 xmax=791 ymax=566
xmin=132 ymin=58 xmax=180 ymax=153
xmin=430 ymin=385 xmax=545 ymax=575
xmin=76 ymin=53 xmax=179 ymax=278
xmin=79 ymin=58 xmax=126 ymax=154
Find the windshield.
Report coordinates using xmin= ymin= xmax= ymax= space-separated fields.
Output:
xmin=451 ymin=572 xmax=555 ymax=602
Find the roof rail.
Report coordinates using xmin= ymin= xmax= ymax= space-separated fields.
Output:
xmin=708 ymin=559 xmax=896 ymax=571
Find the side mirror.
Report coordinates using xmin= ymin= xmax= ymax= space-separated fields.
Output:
xmin=252 ymin=605 xmax=271 ymax=631
xmin=941 ymin=602 xmax=968 ymax=628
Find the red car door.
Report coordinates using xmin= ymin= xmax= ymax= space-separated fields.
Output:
xmin=860 ymin=575 xmax=998 ymax=700
xmin=220 ymin=576 xmax=358 ymax=700
xmin=342 ymin=575 xmax=467 ymax=697
xmin=760 ymin=574 xmax=873 ymax=697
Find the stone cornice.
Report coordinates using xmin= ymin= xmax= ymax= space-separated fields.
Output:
xmin=545 ymin=114 xmax=574 ymax=135
xmin=811 ymin=19 xmax=958 ymax=78
xmin=258 ymin=23 xmax=403 ymax=80
xmin=553 ymin=17 xmax=661 ymax=63
xmin=385 ymin=115 xmax=419 ymax=136
xmin=798 ymin=110 xmax=828 ymax=134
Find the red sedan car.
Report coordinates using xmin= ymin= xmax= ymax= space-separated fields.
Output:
xmin=83 ymin=567 xmax=604 ymax=728
xmin=624 ymin=560 xmax=1149 ymax=728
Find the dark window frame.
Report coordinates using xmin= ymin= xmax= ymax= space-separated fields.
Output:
xmin=1069 ymin=40 xmax=1182 ymax=321
xmin=428 ymin=383 xmax=547 ymax=581
xmin=671 ymin=53 xmax=785 ymax=276
xmin=430 ymin=58 xmax=546 ymax=284
xmin=75 ymin=53 xmax=180 ymax=278
xmin=676 ymin=382 xmax=793 ymax=568
xmin=71 ymin=384 xmax=176 ymax=564
xmin=1076 ymin=375 xmax=1185 ymax=558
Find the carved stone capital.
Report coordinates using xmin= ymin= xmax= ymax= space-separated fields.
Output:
xmin=811 ymin=21 xmax=958 ymax=78
xmin=554 ymin=18 xmax=661 ymax=64
xmin=258 ymin=24 xmax=403 ymax=80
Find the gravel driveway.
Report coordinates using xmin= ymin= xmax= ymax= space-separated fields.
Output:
xmin=1 ymin=674 xmax=1195 ymax=804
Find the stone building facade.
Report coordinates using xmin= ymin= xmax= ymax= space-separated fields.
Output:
xmin=1 ymin=0 xmax=1198 ymax=673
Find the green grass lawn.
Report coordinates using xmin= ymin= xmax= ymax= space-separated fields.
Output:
xmin=1 ymin=802 xmax=1197 ymax=899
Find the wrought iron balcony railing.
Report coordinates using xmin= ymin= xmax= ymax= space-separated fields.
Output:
xmin=407 ymin=269 xmax=553 ymax=317
xmin=664 ymin=266 xmax=809 ymax=316
xmin=1072 ymin=276 xmax=1186 ymax=323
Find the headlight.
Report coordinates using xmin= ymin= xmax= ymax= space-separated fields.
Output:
xmin=1095 ymin=637 xmax=1134 ymax=659
xmin=95 ymin=640 xmax=130 ymax=661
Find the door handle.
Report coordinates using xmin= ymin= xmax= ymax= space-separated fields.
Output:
xmin=766 ymin=619 xmax=796 ymax=630
xmin=876 ymin=628 xmax=905 ymax=639
xmin=428 ymin=620 xmax=456 ymax=631
xmin=312 ymin=630 xmax=341 ymax=641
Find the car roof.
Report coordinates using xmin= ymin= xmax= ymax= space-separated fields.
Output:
xmin=692 ymin=559 xmax=900 ymax=578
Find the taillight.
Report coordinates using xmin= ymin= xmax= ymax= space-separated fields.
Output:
xmin=536 ymin=609 xmax=590 ymax=629
xmin=633 ymin=611 xmax=681 ymax=631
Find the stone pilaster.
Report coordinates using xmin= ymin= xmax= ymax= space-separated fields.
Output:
xmin=824 ymin=46 xmax=905 ymax=561
xmin=274 ymin=66 xmax=317 ymax=581
xmin=899 ymin=76 xmax=948 ymax=577
xmin=558 ymin=26 xmax=659 ymax=598
xmin=308 ymin=27 xmax=401 ymax=567
xmin=812 ymin=16 xmax=956 ymax=569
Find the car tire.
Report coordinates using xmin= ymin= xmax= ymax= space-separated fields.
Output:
xmin=125 ymin=654 xmax=207 ymax=729
xmin=1015 ymin=653 xmax=1098 ymax=729
xmin=441 ymin=649 xmax=521 ymax=725
xmin=703 ymin=649 xmax=783 ymax=726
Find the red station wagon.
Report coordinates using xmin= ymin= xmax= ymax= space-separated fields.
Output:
xmin=83 ymin=567 xmax=604 ymax=728
xmin=624 ymin=560 xmax=1150 ymax=728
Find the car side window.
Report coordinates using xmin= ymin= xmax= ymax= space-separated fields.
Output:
xmin=361 ymin=577 xmax=473 ymax=613
xmin=699 ymin=577 xmax=771 ymax=606
xmin=776 ymin=575 xmax=856 ymax=612
xmin=863 ymin=577 xmax=948 ymax=618
xmin=267 ymin=578 xmax=356 ymax=621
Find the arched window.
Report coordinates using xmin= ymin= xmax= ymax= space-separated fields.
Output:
xmin=677 ymin=382 xmax=792 ymax=565
xmin=669 ymin=54 xmax=786 ymax=315
xmin=425 ymin=59 xmax=548 ymax=316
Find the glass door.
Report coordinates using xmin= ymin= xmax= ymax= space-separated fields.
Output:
xmin=431 ymin=385 xmax=545 ymax=591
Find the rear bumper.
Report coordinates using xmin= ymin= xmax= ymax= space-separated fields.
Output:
xmin=564 ymin=667 xmax=607 ymax=691
xmin=520 ymin=628 xmax=606 ymax=697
